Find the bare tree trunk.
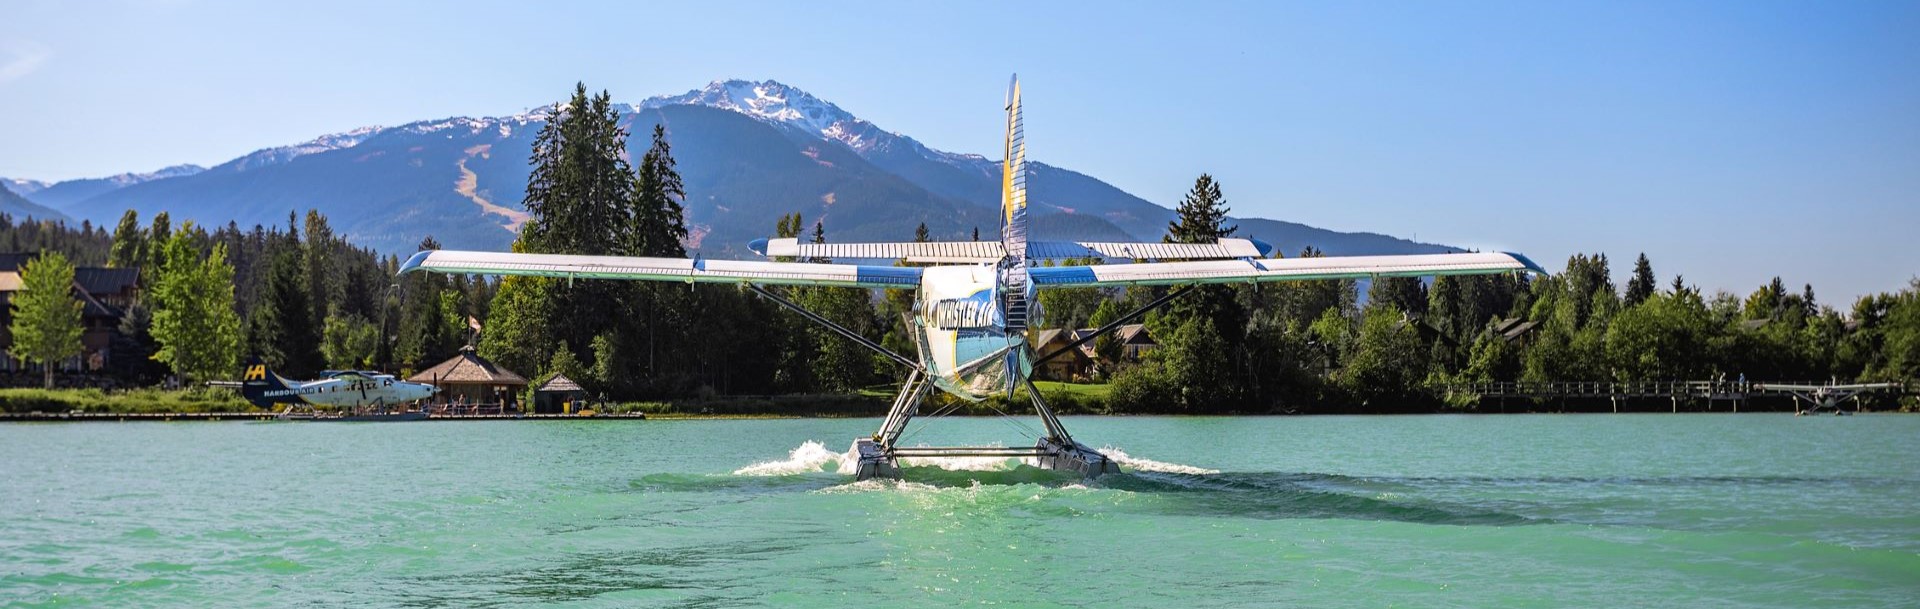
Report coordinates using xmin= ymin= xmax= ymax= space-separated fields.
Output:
xmin=43 ymin=363 xmax=53 ymax=390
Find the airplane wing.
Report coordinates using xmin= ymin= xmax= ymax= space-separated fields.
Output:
xmin=1027 ymin=252 xmax=1547 ymax=288
xmin=749 ymin=237 xmax=1275 ymax=263
xmin=398 ymin=250 xmax=920 ymax=288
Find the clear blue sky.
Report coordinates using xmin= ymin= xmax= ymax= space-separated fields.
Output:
xmin=2 ymin=0 xmax=1916 ymax=303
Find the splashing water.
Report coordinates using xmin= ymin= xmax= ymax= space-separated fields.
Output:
xmin=736 ymin=441 xmax=1219 ymax=477
xmin=732 ymin=440 xmax=850 ymax=476
xmin=1100 ymin=446 xmax=1220 ymax=475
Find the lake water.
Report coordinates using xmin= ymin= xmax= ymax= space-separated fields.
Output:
xmin=2 ymin=414 xmax=1916 ymax=608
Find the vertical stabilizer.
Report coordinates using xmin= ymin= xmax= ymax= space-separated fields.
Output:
xmin=1000 ymin=75 xmax=1028 ymax=259
xmin=999 ymin=75 xmax=1032 ymax=396
xmin=240 ymin=356 xmax=303 ymax=408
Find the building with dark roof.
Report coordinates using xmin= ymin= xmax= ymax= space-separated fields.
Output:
xmin=0 ymin=255 xmax=141 ymax=376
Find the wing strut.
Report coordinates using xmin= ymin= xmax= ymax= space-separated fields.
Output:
xmin=746 ymin=285 xmax=920 ymax=371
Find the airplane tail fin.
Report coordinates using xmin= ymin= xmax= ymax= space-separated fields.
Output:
xmin=1000 ymin=74 xmax=1031 ymax=398
xmin=239 ymin=356 xmax=301 ymax=408
xmin=1001 ymin=74 xmax=1028 ymax=262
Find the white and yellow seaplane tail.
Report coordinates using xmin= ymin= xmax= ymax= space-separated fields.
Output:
xmin=399 ymin=75 xmax=1546 ymax=479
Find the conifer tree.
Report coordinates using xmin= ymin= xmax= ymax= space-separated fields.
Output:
xmin=914 ymin=222 xmax=930 ymax=243
xmin=1158 ymin=173 xmax=1247 ymax=409
xmin=253 ymin=229 xmax=323 ymax=377
xmin=304 ymin=210 xmax=338 ymax=323
xmin=145 ymin=212 xmax=172 ymax=283
xmin=633 ymin=124 xmax=688 ymax=257
xmin=9 ymin=252 xmax=83 ymax=388
xmin=1625 ymin=253 xmax=1656 ymax=307
xmin=1166 ymin=173 xmax=1235 ymax=244
xmin=108 ymin=210 xmax=144 ymax=269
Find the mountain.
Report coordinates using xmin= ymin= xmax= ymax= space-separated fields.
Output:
xmin=27 ymin=165 xmax=206 ymax=209
xmin=0 ymin=182 xmax=68 ymax=222
xmin=2 ymin=178 xmax=49 ymax=197
xmin=52 ymin=79 xmax=1457 ymax=257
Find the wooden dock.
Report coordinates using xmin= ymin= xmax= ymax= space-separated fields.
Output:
xmin=1436 ymin=380 xmax=1910 ymax=412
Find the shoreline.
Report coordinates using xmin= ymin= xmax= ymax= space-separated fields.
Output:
xmin=3 ymin=410 xmax=1907 ymax=422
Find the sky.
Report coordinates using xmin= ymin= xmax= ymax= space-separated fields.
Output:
xmin=1 ymin=0 xmax=1916 ymax=303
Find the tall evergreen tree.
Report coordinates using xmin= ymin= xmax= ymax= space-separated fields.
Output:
xmin=1166 ymin=173 xmax=1235 ymax=244
xmin=252 ymin=230 xmax=323 ymax=377
xmin=1368 ymin=277 xmax=1428 ymax=317
xmin=304 ymin=210 xmax=339 ymax=323
xmin=633 ymin=124 xmax=688 ymax=257
xmin=108 ymin=210 xmax=144 ymax=269
xmin=1624 ymin=253 xmax=1656 ymax=307
xmin=9 ymin=252 xmax=84 ymax=388
xmin=1158 ymin=173 xmax=1247 ymax=409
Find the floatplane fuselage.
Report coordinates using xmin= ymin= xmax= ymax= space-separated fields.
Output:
xmin=399 ymin=75 xmax=1546 ymax=479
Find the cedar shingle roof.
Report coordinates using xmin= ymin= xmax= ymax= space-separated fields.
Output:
xmin=408 ymin=346 xmax=528 ymax=386
xmin=536 ymin=374 xmax=584 ymax=393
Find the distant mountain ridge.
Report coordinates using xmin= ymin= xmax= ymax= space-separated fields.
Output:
xmin=0 ymin=181 xmax=67 ymax=222
xmin=14 ymin=79 xmax=1461 ymax=258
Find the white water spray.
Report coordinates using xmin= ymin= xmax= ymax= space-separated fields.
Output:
xmin=732 ymin=440 xmax=852 ymax=476
xmin=1100 ymin=446 xmax=1220 ymax=475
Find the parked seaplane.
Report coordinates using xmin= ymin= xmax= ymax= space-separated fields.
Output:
xmin=239 ymin=357 xmax=438 ymax=421
xmin=398 ymin=76 xmax=1547 ymax=478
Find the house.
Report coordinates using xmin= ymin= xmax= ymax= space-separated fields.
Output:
xmin=1057 ymin=323 xmax=1158 ymax=378
xmin=0 ymin=254 xmax=140 ymax=375
xmin=1031 ymin=328 xmax=1093 ymax=381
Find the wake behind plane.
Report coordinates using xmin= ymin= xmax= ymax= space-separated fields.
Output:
xmin=399 ymin=75 xmax=1547 ymax=479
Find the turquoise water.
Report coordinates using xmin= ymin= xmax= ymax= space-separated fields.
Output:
xmin=3 ymin=414 xmax=1917 ymax=608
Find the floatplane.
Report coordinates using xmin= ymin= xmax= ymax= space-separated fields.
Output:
xmin=399 ymin=76 xmax=1547 ymax=479
xmin=237 ymin=357 xmax=439 ymax=421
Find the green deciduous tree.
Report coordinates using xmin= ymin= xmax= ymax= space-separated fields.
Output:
xmin=9 ymin=251 xmax=84 ymax=388
xmin=321 ymin=314 xmax=380 ymax=370
xmin=1340 ymin=304 xmax=1430 ymax=410
xmin=150 ymin=229 xmax=242 ymax=383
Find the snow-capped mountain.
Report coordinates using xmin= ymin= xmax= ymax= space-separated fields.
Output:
xmin=641 ymin=80 xmax=862 ymax=146
xmin=2 ymin=178 xmax=50 ymax=197
xmin=47 ymin=78 xmax=1458 ymax=258
xmin=215 ymin=128 xmax=383 ymax=173
xmin=23 ymin=164 xmax=207 ymax=209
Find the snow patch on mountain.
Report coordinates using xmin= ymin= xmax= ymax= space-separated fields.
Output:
xmin=1 ymin=178 xmax=50 ymax=196
xmin=639 ymin=79 xmax=999 ymax=177
xmin=223 ymin=127 xmax=382 ymax=172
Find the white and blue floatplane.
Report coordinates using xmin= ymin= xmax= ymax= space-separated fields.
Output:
xmin=398 ymin=76 xmax=1547 ymax=479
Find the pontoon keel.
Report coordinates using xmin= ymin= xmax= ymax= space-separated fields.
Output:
xmin=850 ymin=437 xmax=1119 ymax=480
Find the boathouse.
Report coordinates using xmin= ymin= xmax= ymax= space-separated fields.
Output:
xmin=532 ymin=374 xmax=589 ymax=414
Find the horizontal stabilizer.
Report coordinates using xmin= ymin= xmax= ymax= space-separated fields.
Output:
xmin=748 ymin=237 xmax=1275 ymax=263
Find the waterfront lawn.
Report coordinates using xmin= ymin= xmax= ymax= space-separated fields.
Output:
xmin=0 ymin=388 xmax=255 ymax=414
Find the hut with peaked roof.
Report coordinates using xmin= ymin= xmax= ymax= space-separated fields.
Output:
xmin=409 ymin=346 xmax=528 ymax=409
xmin=533 ymin=374 xmax=589 ymax=414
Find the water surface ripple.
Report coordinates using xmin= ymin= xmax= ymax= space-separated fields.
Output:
xmin=2 ymin=414 xmax=1915 ymax=607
